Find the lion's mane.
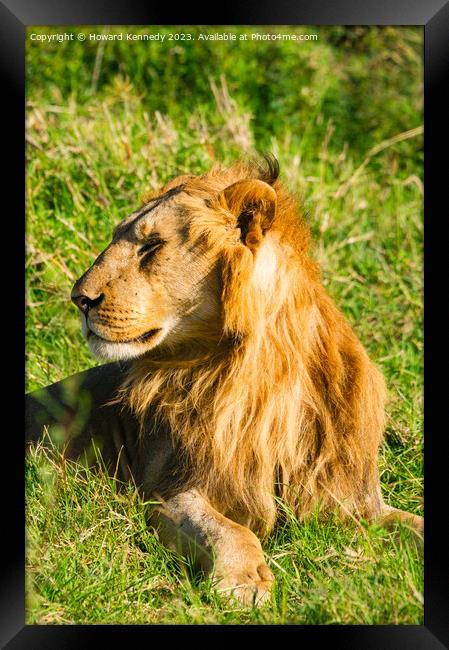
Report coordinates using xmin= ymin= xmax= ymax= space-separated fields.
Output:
xmin=117 ymin=159 xmax=387 ymax=535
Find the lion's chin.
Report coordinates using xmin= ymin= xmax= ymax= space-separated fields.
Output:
xmin=85 ymin=328 xmax=166 ymax=361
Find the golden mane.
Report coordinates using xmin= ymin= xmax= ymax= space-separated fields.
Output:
xmin=117 ymin=159 xmax=387 ymax=536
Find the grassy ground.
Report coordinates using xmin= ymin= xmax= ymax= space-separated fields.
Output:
xmin=26 ymin=26 xmax=423 ymax=624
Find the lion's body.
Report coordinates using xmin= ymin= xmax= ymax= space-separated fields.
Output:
xmin=114 ymin=160 xmax=387 ymax=534
xmin=27 ymin=157 xmax=422 ymax=605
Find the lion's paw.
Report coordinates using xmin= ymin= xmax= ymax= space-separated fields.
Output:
xmin=213 ymin=561 xmax=274 ymax=607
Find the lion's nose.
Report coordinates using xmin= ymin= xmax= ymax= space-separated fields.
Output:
xmin=71 ymin=292 xmax=104 ymax=314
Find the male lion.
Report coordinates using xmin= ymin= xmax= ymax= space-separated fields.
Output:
xmin=26 ymin=156 xmax=423 ymax=606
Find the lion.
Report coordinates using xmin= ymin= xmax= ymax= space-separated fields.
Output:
xmin=26 ymin=155 xmax=423 ymax=606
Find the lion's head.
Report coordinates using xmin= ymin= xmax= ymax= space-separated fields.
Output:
xmin=71 ymin=157 xmax=291 ymax=362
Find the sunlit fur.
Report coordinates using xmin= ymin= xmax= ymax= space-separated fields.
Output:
xmin=114 ymin=159 xmax=388 ymax=536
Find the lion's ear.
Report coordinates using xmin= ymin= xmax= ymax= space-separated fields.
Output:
xmin=218 ymin=179 xmax=277 ymax=251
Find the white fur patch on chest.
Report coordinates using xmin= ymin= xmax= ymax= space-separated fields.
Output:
xmin=252 ymin=238 xmax=278 ymax=292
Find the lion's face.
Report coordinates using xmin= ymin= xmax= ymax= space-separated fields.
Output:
xmin=71 ymin=184 xmax=222 ymax=361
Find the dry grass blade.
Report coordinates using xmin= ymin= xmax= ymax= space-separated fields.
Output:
xmin=334 ymin=126 xmax=423 ymax=199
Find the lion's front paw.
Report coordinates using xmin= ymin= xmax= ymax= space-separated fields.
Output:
xmin=213 ymin=561 xmax=274 ymax=607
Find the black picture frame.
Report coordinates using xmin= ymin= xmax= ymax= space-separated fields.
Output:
xmin=4 ymin=0 xmax=448 ymax=646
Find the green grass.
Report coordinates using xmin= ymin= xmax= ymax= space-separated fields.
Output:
xmin=26 ymin=442 xmax=423 ymax=625
xmin=26 ymin=25 xmax=423 ymax=624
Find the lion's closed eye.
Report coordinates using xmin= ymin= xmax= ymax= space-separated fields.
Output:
xmin=138 ymin=238 xmax=164 ymax=262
